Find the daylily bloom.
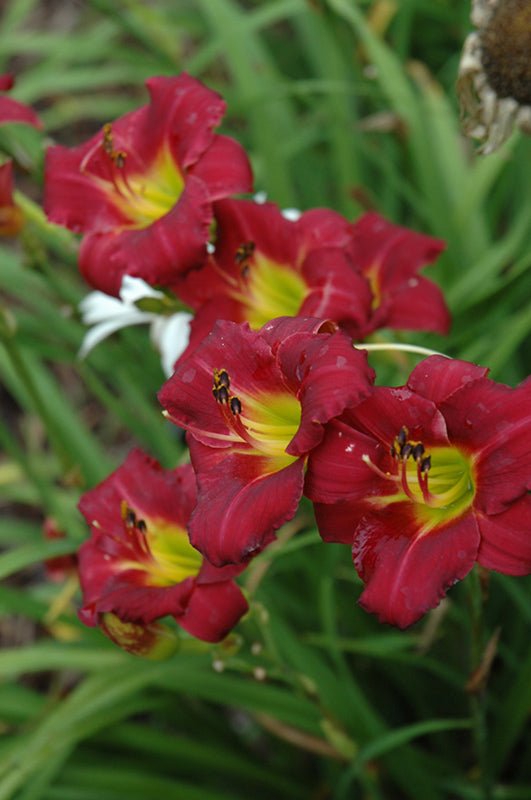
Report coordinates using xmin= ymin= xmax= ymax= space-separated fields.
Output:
xmin=78 ymin=449 xmax=248 ymax=653
xmin=0 ymin=161 xmax=23 ymax=236
xmin=45 ymin=74 xmax=253 ymax=296
xmin=177 ymin=201 xmax=449 ymax=357
xmin=79 ymin=275 xmax=192 ymax=377
xmin=348 ymin=212 xmax=450 ymax=337
xmin=158 ymin=317 xmax=375 ymax=566
xmin=305 ymin=355 xmax=531 ymax=628
xmin=0 ymin=73 xmax=42 ymax=129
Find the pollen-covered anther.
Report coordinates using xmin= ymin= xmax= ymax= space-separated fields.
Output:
xmin=101 ymin=123 xmax=128 ymax=168
xmin=229 ymin=396 xmax=242 ymax=416
xmin=212 ymin=368 xmax=233 ymax=404
xmin=235 ymin=241 xmax=255 ymax=277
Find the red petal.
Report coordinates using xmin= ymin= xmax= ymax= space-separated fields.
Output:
xmin=295 ymin=207 xmax=353 ymax=254
xmin=45 ymin=143 xmax=130 ymax=234
xmin=368 ymin=275 xmax=450 ymax=335
xmin=144 ymin=74 xmax=226 ymax=168
xmin=477 ymin=495 xmax=531 ymax=575
xmin=280 ymin=331 xmax=374 ymax=455
xmin=190 ymin=134 xmax=253 ymax=199
xmin=407 ymin=355 xmax=489 ymax=403
xmin=354 ymin=505 xmax=480 ymax=628
xmin=440 ymin=378 xmax=531 ymax=513
xmin=350 ymin=212 xmax=445 ymax=284
xmin=0 ymin=95 xmax=42 ymax=128
xmin=347 ymin=386 xmax=449 ymax=449
xmin=79 ymin=176 xmax=211 ymax=295
xmin=188 ymin=438 xmax=305 ymax=565
xmin=299 ymin=248 xmax=372 ymax=335
xmin=179 ymin=581 xmax=248 ymax=642
xmin=305 ymin=420 xmax=391 ymax=503
xmin=313 ymin=499 xmax=362 ymax=545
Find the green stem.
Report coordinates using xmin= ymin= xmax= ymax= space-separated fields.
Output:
xmin=466 ymin=567 xmax=493 ymax=800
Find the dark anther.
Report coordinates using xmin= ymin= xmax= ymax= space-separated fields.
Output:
xmin=217 ymin=369 xmax=230 ymax=389
xmin=230 ymin=396 xmax=242 ymax=415
xmin=125 ymin=508 xmax=137 ymax=527
xmin=420 ymin=455 xmax=431 ymax=473
xmin=412 ymin=443 xmax=425 ymax=462
xmin=397 ymin=427 xmax=408 ymax=447
xmin=235 ymin=241 xmax=255 ymax=265
xmin=217 ymin=385 xmax=229 ymax=404
xmin=136 ymin=519 xmax=147 ymax=534
xmin=400 ymin=443 xmax=413 ymax=460
xmin=113 ymin=151 xmax=127 ymax=168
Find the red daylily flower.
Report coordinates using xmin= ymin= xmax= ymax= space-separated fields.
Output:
xmin=348 ymin=213 xmax=450 ymax=337
xmin=0 ymin=161 xmax=23 ymax=236
xmin=78 ymin=449 xmax=248 ymax=652
xmin=45 ymin=74 xmax=253 ymax=296
xmin=176 ymin=201 xmax=449 ymax=359
xmin=306 ymin=356 xmax=531 ymax=628
xmin=158 ymin=317 xmax=374 ymax=566
xmin=176 ymin=198 xmax=373 ymax=355
xmin=0 ymin=73 xmax=42 ymax=128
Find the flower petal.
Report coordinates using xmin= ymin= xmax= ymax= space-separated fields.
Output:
xmin=299 ymin=248 xmax=373 ymax=335
xmin=151 ymin=312 xmax=193 ymax=378
xmin=305 ymin=420 xmax=390 ymax=503
xmin=440 ymin=378 xmax=531 ymax=512
xmin=179 ymin=580 xmax=248 ymax=642
xmin=188 ymin=437 xmax=305 ymax=565
xmin=280 ymin=332 xmax=375 ymax=455
xmin=0 ymin=95 xmax=42 ymax=128
xmin=79 ymin=176 xmax=211 ymax=295
xmin=190 ymin=134 xmax=253 ymax=199
xmin=354 ymin=505 xmax=480 ymax=628
xmin=368 ymin=274 xmax=450 ymax=335
xmin=346 ymin=386 xmax=449 ymax=449
xmin=476 ymin=495 xmax=531 ymax=576
xmin=407 ymin=355 xmax=489 ymax=404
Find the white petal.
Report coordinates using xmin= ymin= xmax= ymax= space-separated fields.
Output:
xmin=151 ymin=312 xmax=193 ymax=377
xmin=78 ymin=312 xmax=153 ymax=359
xmin=79 ymin=291 xmax=126 ymax=325
xmin=253 ymin=191 xmax=268 ymax=204
xmin=119 ymin=275 xmax=165 ymax=304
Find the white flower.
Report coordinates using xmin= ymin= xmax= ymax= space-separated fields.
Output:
xmin=78 ymin=276 xmax=192 ymax=377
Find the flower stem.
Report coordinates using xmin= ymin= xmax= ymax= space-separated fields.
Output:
xmin=353 ymin=342 xmax=448 ymax=358
xmin=466 ymin=567 xmax=494 ymax=800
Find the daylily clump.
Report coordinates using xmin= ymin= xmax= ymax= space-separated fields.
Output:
xmin=77 ymin=449 xmax=248 ymax=653
xmin=305 ymin=355 xmax=531 ymax=627
xmin=45 ymin=74 xmax=252 ymax=296
xmin=158 ymin=317 xmax=375 ymax=566
xmin=62 ymin=71 xmax=530 ymax=646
